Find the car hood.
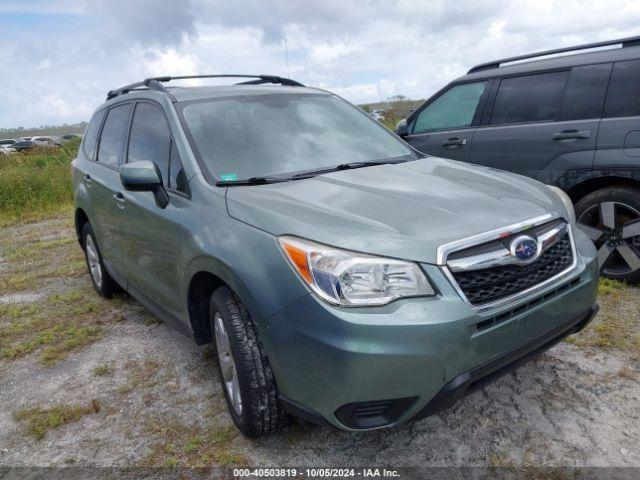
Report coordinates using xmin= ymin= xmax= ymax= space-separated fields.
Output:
xmin=226 ymin=157 xmax=566 ymax=264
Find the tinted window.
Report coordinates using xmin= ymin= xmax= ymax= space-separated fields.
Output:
xmin=169 ymin=141 xmax=189 ymax=194
xmin=128 ymin=103 xmax=171 ymax=184
xmin=181 ymin=94 xmax=413 ymax=180
xmin=82 ymin=109 xmax=105 ymax=159
xmin=490 ymin=71 xmax=568 ymax=125
xmin=413 ymin=82 xmax=489 ymax=133
xmin=559 ymin=63 xmax=611 ymax=121
xmin=604 ymin=60 xmax=640 ymax=118
xmin=97 ymin=104 xmax=131 ymax=166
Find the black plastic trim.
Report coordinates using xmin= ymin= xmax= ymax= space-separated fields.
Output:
xmin=279 ymin=395 xmax=334 ymax=428
xmin=414 ymin=304 xmax=599 ymax=420
xmin=335 ymin=397 xmax=417 ymax=429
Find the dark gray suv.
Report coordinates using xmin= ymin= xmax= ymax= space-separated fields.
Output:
xmin=397 ymin=36 xmax=640 ymax=283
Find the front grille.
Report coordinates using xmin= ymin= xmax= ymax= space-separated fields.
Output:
xmin=451 ymin=233 xmax=573 ymax=306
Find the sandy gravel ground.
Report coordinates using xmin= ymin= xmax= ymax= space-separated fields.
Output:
xmin=0 ymin=215 xmax=638 ymax=473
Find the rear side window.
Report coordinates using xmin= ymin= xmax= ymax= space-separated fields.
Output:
xmin=127 ymin=103 xmax=171 ymax=184
xmin=603 ymin=59 xmax=640 ymax=118
xmin=412 ymin=81 xmax=489 ymax=133
xmin=97 ymin=104 xmax=132 ymax=167
xmin=82 ymin=109 xmax=105 ymax=159
xmin=559 ymin=63 xmax=612 ymax=121
xmin=490 ymin=71 xmax=568 ymax=125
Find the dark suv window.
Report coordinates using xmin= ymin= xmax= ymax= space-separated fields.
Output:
xmin=97 ymin=104 xmax=132 ymax=166
xmin=559 ymin=63 xmax=612 ymax=121
xmin=490 ymin=71 xmax=568 ymax=125
xmin=412 ymin=81 xmax=489 ymax=133
xmin=604 ymin=59 xmax=640 ymax=118
xmin=82 ymin=109 xmax=105 ymax=159
xmin=128 ymin=102 xmax=171 ymax=184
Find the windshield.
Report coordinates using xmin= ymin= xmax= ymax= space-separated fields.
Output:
xmin=180 ymin=93 xmax=414 ymax=181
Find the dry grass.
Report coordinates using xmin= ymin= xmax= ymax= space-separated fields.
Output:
xmin=567 ymin=278 xmax=640 ymax=358
xmin=14 ymin=400 xmax=100 ymax=439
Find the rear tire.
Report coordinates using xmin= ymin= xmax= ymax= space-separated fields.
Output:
xmin=575 ymin=186 xmax=640 ymax=283
xmin=209 ymin=286 xmax=286 ymax=438
xmin=81 ymin=223 xmax=118 ymax=298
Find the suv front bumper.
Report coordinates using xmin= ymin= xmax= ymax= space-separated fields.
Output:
xmin=259 ymin=230 xmax=599 ymax=431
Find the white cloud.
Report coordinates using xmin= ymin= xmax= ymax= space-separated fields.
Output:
xmin=1 ymin=0 xmax=639 ymax=128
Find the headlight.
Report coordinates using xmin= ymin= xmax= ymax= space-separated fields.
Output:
xmin=278 ymin=236 xmax=435 ymax=306
xmin=548 ymin=186 xmax=576 ymax=225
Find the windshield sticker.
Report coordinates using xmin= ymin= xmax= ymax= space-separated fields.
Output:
xmin=220 ymin=173 xmax=238 ymax=181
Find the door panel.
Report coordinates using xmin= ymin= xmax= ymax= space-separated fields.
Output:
xmin=404 ymin=128 xmax=476 ymax=162
xmin=117 ymin=190 xmax=185 ymax=319
xmin=470 ymin=119 xmax=600 ymax=184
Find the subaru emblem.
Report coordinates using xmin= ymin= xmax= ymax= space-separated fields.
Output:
xmin=510 ymin=235 xmax=540 ymax=263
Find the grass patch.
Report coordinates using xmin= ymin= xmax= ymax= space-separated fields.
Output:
xmin=142 ymin=418 xmax=246 ymax=468
xmin=597 ymin=277 xmax=626 ymax=296
xmin=0 ymin=139 xmax=79 ymax=226
xmin=567 ymin=279 xmax=640 ymax=357
xmin=93 ymin=363 xmax=114 ymax=377
xmin=14 ymin=400 xmax=100 ymax=439
xmin=0 ymin=284 xmax=127 ymax=365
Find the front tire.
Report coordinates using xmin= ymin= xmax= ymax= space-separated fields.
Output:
xmin=81 ymin=223 xmax=118 ymax=298
xmin=575 ymin=186 xmax=640 ymax=283
xmin=209 ymin=286 xmax=286 ymax=438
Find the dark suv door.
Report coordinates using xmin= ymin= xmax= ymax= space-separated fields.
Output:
xmin=403 ymin=80 xmax=492 ymax=162
xmin=469 ymin=64 xmax=612 ymax=185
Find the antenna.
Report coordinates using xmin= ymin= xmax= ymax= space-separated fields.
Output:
xmin=282 ymin=34 xmax=290 ymax=78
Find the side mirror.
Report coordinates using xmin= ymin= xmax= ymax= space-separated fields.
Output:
xmin=120 ymin=160 xmax=169 ymax=209
xmin=395 ymin=118 xmax=408 ymax=137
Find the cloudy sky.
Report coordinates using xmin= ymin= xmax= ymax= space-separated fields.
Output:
xmin=1 ymin=0 xmax=640 ymax=128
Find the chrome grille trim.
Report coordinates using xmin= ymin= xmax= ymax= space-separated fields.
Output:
xmin=438 ymin=213 xmax=580 ymax=312
xmin=448 ymin=221 xmax=568 ymax=272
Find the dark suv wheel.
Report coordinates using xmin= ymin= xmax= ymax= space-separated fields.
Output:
xmin=576 ymin=186 xmax=640 ymax=283
xmin=209 ymin=286 xmax=287 ymax=438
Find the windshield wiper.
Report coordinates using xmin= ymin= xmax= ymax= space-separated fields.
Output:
xmin=291 ymin=158 xmax=410 ymax=179
xmin=216 ymin=176 xmax=290 ymax=187
xmin=217 ymin=158 xmax=412 ymax=186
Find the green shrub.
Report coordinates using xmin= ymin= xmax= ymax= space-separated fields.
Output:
xmin=0 ymin=138 xmax=79 ymax=226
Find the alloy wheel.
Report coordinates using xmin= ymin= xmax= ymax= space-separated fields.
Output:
xmin=85 ymin=235 xmax=103 ymax=288
xmin=577 ymin=201 xmax=640 ymax=277
xmin=214 ymin=312 xmax=243 ymax=415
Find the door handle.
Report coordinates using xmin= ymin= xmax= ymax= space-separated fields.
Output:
xmin=442 ymin=137 xmax=467 ymax=148
xmin=553 ymin=130 xmax=591 ymax=141
xmin=113 ymin=192 xmax=126 ymax=209
xmin=83 ymin=174 xmax=93 ymax=185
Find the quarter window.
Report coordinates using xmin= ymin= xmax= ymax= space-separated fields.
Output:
xmin=559 ymin=63 xmax=612 ymax=121
xmin=97 ymin=104 xmax=132 ymax=167
xmin=490 ymin=71 xmax=568 ymax=125
xmin=412 ymin=81 xmax=489 ymax=133
xmin=128 ymin=103 xmax=171 ymax=185
xmin=603 ymin=59 xmax=640 ymax=118
xmin=82 ymin=109 xmax=105 ymax=159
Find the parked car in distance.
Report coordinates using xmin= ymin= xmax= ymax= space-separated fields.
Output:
xmin=371 ymin=108 xmax=386 ymax=121
xmin=73 ymin=74 xmax=598 ymax=437
xmin=10 ymin=140 xmax=35 ymax=152
xmin=61 ymin=134 xmax=81 ymax=142
xmin=397 ymin=36 xmax=640 ymax=283
xmin=0 ymin=138 xmax=16 ymax=147
xmin=31 ymin=136 xmax=61 ymax=147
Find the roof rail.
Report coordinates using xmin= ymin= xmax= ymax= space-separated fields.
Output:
xmin=468 ymin=35 xmax=640 ymax=74
xmin=106 ymin=74 xmax=304 ymax=100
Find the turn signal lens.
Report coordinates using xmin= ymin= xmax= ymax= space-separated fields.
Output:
xmin=278 ymin=236 xmax=435 ymax=306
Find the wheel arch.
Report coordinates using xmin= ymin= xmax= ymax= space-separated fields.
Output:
xmin=566 ymin=175 xmax=640 ymax=203
xmin=75 ymin=207 xmax=90 ymax=246
xmin=185 ymin=257 xmax=262 ymax=346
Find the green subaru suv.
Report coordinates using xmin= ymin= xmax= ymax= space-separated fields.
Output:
xmin=73 ymin=74 xmax=599 ymax=437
